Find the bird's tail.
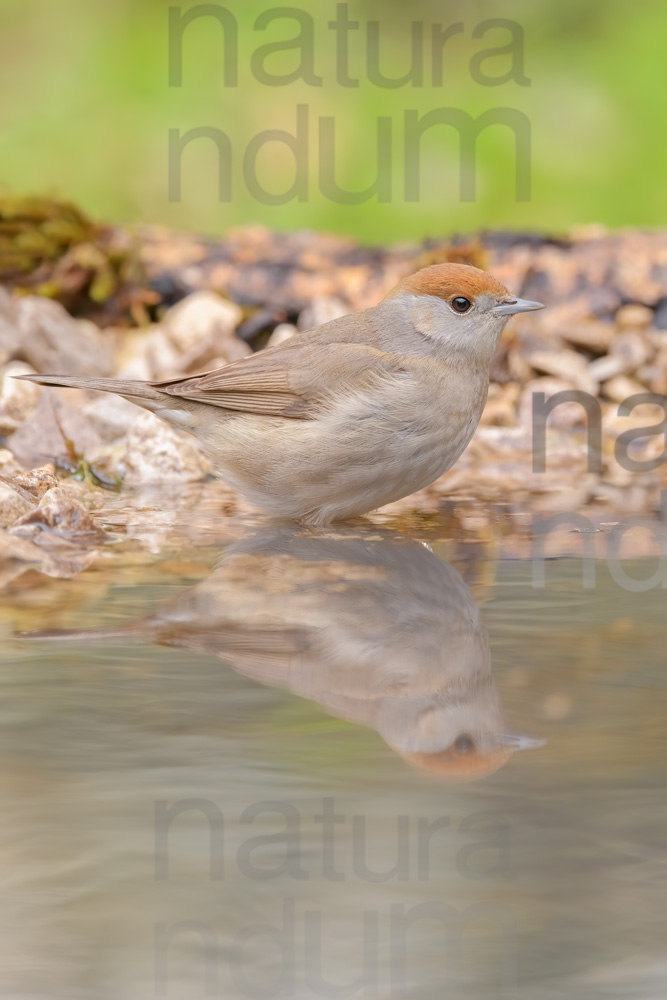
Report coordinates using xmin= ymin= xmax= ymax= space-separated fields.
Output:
xmin=13 ymin=373 xmax=164 ymax=401
xmin=17 ymin=621 xmax=159 ymax=643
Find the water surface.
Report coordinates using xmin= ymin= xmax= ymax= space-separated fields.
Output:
xmin=1 ymin=512 xmax=665 ymax=999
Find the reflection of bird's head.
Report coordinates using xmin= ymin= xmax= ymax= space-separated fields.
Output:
xmin=403 ymin=728 xmax=546 ymax=781
xmin=404 ymin=746 xmax=513 ymax=782
xmin=380 ymin=689 xmax=544 ymax=784
xmin=403 ymin=725 xmax=522 ymax=781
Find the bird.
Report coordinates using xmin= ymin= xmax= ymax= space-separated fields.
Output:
xmin=21 ymin=525 xmax=544 ymax=780
xmin=16 ymin=263 xmax=544 ymax=525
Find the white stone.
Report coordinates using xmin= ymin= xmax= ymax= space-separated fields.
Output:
xmin=164 ymin=291 xmax=243 ymax=354
xmin=83 ymin=394 xmax=144 ymax=442
xmin=122 ymin=412 xmax=210 ymax=483
xmin=267 ymin=323 xmax=297 ymax=347
xmin=0 ymin=361 xmax=41 ymax=435
xmin=297 ymin=296 xmax=348 ymax=332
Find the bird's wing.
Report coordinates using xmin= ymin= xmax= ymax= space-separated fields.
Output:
xmin=152 ymin=340 xmax=405 ymax=419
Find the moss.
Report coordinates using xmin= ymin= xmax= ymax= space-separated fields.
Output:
xmin=0 ymin=195 xmax=154 ymax=324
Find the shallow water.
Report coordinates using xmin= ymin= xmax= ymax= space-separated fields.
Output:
xmin=1 ymin=513 xmax=666 ymax=999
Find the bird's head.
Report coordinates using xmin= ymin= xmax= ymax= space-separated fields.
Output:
xmin=383 ymin=262 xmax=544 ymax=363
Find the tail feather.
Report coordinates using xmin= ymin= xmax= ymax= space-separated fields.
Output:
xmin=16 ymin=622 xmax=158 ymax=642
xmin=13 ymin=373 xmax=164 ymax=401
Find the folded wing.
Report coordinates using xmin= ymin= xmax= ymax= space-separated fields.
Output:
xmin=153 ymin=341 xmax=405 ymax=419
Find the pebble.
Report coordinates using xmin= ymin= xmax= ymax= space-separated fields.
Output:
xmin=589 ymin=331 xmax=649 ymax=381
xmin=602 ymin=374 xmax=646 ymax=403
xmin=7 ymin=392 xmax=103 ymax=470
xmin=13 ymin=466 xmax=57 ymax=498
xmin=83 ymin=394 xmax=144 ymax=442
xmin=588 ymin=355 xmax=626 ymax=382
xmin=297 ymin=296 xmax=348 ymax=332
xmin=10 ymin=486 xmax=102 ymax=540
xmin=49 ymin=478 xmax=105 ymax=511
xmin=16 ymin=296 xmax=112 ymax=375
xmin=614 ymin=303 xmax=654 ymax=330
xmin=527 ymin=349 xmax=599 ymax=395
xmin=116 ymin=326 xmax=183 ymax=381
xmin=117 ymin=297 xmax=250 ymax=381
xmin=561 ymin=321 xmax=614 ymax=355
xmin=0 ymin=482 xmax=35 ymax=527
xmin=0 ymin=361 xmax=41 ymax=435
xmin=267 ymin=323 xmax=297 ymax=347
xmin=0 ymin=448 xmax=24 ymax=478
xmin=122 ymin=412 xmax=211 ymax=483
xmin=163 ymin=291 xmax=243 ymax=354
xmin=610 ymin=329 xmax=650 ymax=366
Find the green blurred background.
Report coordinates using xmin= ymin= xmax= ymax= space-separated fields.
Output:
xmin=1 ymin=0 xmax=665 ymax=243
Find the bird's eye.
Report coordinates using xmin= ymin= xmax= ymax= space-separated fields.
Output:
xmin=451 ymin=296 xmax=472 ymax=313
xmin=453 ymin=734 xmax=476 ymax=755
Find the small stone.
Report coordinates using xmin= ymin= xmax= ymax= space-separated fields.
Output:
xmin=0 ymin=361 xmax=42 ymax=435
xmin=7 ymin=392 xmax=103 ymax=471
xmin=83 ymin=394 xmax=143 ymax=442
xmin=0 ymin=529 xmax=43 ymax=582
xmin=561 ymin=321 xmax=614 ymax=355
xmin=538 ymin=297 xmax=596 ymax=338
xmin=49 ymin=478 xmax=105 ymax=510
xmin=11 ymin=486 xmax=102 ymax=540
xmin=589 ymin=331 xmax=650 ymax=381
xmin=602 ymin=375 xmax=646 ymax=403
xmin=267 ymin=323 xmax=297 ymax=347
xmin=122 ymin=412 xmax=210 ymax=483
xmin=16 ymin=296 xmax=112 ymax=375
xmin=298 ymin=296 xmax=348 ymax=332
xmin=610 ymin=330 xmax=650 ymax=368
xmin=164 ymin=291 xmax=243 ymax=353
xmin=527 ymin=350 xmax=598 ymax=395
xmin=118 ymin=300 xmax=250 ymax=380
xmin=0 ymin=449 xmax=24 ymax=478
xmin=614 ymin=303 xmax=653 ymax=330
xmin=13 ymin=465 xmax=58 ymax=498
xmin=0 ymin=482 xmax=35 ymax=527
xmin=116 ymin=326 xmax=182 ymax=381
xmin=587 ymin=355 xmax=625 ymax=382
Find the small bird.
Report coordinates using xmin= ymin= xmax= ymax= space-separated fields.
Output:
xmin=17 ymin=263 xmax=543 ymax=524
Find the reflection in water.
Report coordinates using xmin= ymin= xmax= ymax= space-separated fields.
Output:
xmin=82 ymin=525 xmax=541 ymax=780
xmin=4 ymin=524 xmax=667 ymax=999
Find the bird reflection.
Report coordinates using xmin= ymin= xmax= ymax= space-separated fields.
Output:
xmin=141 ymin=525 xmax=542 ymax=780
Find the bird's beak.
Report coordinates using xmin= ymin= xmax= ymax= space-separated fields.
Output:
xmin=492 ymin=297 xmax=545 ymax=315
xmin=499 ymin=733 xmax=546 ymax=751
